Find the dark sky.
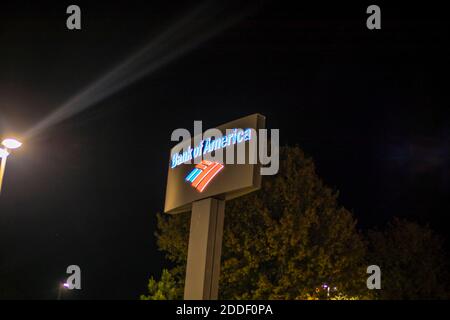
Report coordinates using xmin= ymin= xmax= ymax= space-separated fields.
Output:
xmin=0 ymin=1 xmax=449 ymax=299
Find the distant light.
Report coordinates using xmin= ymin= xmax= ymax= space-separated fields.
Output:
xmin=2 ymin=139 xmax=22 ymax=150
xmin=63 ymin=283 xmax=69 ymax=288
xmin=0 ymin=148 xmax=9 ymax=159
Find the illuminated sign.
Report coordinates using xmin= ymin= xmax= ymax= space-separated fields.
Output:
xmin=165 ymin=113 xmax=265 ymax=214
xmin=185 ymin=160 xmax=225 ymax=192
xmin=171 ymin=128 xmax=251 ymax=169
xmin=164 ymin=114 xmax=269 ymax=301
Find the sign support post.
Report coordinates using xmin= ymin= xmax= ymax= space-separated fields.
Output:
xmin=184 ymin=197 xmax=225 ymax=300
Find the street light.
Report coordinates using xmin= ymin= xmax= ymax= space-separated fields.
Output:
xmin=57 ymin=282 xmax=69 ymax=300
xmin=0 ymin=138 xmax=22 ymax=195
xmin=2 ymin=139 xmax=22 ymax=149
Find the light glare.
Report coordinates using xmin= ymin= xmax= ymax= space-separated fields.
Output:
xmin=2 ymin=139 xmax=22 ymax=150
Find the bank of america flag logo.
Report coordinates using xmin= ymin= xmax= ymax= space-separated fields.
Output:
xmin=185 ymin=160 xmax=224 ymax=193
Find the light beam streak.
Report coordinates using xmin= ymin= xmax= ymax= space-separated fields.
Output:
xmin=23 ymin=2 xmax=254 ymax=139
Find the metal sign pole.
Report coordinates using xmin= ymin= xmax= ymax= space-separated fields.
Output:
xmin=184 ymin=197 xmax=225 ymax=300
xmin=0 ymin=155 xmax=7 ymax=195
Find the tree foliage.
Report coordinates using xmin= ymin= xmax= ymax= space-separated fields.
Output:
xmin=367 ymin=218 xmax=449 ymax=299
xmin=142 ymin=146 xmax=450 ymax=299
xmin=140 ymin=269 xmax=181 ymax=300
xmin=144 ymin=146 xmax=368 ymax=299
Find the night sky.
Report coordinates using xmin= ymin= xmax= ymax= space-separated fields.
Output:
xmin=0 ymin=1 xmax=449 ymax=299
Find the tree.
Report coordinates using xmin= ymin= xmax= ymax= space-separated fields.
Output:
xmin=143 ymin=146 xmax=369 ymax=299
xmin=367 ymin=218 xmax=449 ymax=299
xmin=140 ymin=269 xmax=182 ymax=300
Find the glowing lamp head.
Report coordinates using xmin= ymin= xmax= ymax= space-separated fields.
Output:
xmin=63 ymin=283 xmax=69 ymax=288
xmin=2 ymin=138 xmax=22 ymax=150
